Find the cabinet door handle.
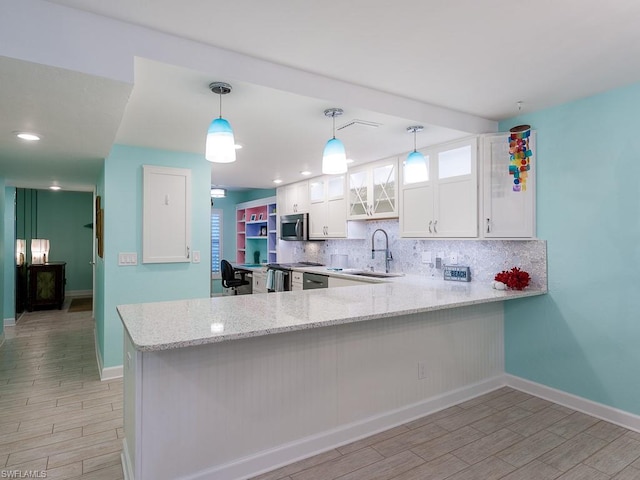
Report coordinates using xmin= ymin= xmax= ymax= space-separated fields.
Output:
xmin=486 ymin=218 xmax=490 ymax=233
xmin=186 ymin=246 xmax=190 ymax=259
xmin=428 ymin=220 xmax=433 ymax=233
xmin=433 ymin=220 xmax=438 ymax=234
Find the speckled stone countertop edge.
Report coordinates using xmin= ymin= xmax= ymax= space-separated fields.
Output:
xmin=118 ymin=285 xmax=546 ymax=353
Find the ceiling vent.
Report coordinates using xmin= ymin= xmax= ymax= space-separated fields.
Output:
xmin=336 ymin=119 xmax=382 ymax=131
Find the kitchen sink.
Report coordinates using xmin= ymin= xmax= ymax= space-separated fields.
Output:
xmin=350 ymin=271 xmax=405 ymax=278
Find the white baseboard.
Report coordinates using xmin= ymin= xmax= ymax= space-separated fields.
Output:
xmin=4 ymin=317 xmax=15 ymax=327
xmin=94 ymin=328 xmax=123 ymax=381
xmin=67 ymin=289 xmax=93 ymax=298
xmin=121 ymin=440 xmax=134 ymax=480
xmin=505 ymin=374 xmax=640 ymax=433
xmin=186 ymin=376 xmax=505 ymax=480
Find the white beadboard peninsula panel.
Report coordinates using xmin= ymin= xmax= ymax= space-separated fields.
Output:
xmin=336 ymin=303 xmax=504 ymax=423
xmin=128 ymin=302 xmax=504 ymax=479
xmin=122 ymin=332 xmax=140 ymax=480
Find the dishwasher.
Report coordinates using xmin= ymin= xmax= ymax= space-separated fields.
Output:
xmin=302 ymin=272 xmax=328 ymax=290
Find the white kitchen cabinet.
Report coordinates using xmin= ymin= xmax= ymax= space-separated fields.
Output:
xmin=291 ymin=271 xmax=303 ymax=291
xmin=348 ymin=157 xmax=399 ymax=220
xmin=142 ymin=165 xmax=192 ymax=263
xmin=252 ymin=270 xmax=267 ymax=294
xmin=481 ymin=133 xmax=536 ymax=238
xmin=309 ymin=175 xmax=366 ymax=239
xmin=277 ymin=181 xmax=309 ymax=215
xmin=400 ymin=138 xmax=478 ymax=238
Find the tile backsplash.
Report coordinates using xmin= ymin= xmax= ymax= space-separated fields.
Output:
xmin=278 ymin=220 xmax=547 ymax=289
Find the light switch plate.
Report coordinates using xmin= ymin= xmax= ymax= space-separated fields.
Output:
xmin=421 ymin=251 xmax=432 ymax=263
xmin=118 ymin=252 xmax=138 ymax=266
xmin=192 ymin=251 xmax=201 ymax=263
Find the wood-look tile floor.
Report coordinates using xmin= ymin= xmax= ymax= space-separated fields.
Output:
xmin=3 ymin=306 xmax=640 ymax=480
xmin=0 ymin=302 xmax=124 ymax=479
xmin=253 ymin=393 xmax=640 ymax=480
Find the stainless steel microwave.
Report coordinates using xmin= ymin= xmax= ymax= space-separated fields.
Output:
xmin=280 ymin=213 xmax=309 ymax=241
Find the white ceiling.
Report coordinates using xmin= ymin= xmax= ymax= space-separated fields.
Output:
xmin=3 ymin=0 xmax=640 ymax=190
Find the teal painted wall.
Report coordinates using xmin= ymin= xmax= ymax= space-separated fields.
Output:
xmin=0 ymin=179 xmax=5 ymax=336
xmin=99 ymin=145 xmax=211 ymax=368
xmin=36 ymin=191 xmax=93 ymax=292
xmin=4 ymin=188 xmax=15 ymax=322
xmin=15 ymin=189 xmax=93 ymax=293
xmin=210 ymin=189 xmax=275 ymax=294
xmin=500 ymin=82 xmax=640 ymax=415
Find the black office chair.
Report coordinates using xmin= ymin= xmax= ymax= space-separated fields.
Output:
xmin=221 ymin=260 xmax=250 ymax=295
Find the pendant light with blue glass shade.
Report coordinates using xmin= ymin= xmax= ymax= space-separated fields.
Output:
xmin=206 ymin=82 xmax=236 ymax=163
xmin=405 ymin=125 xmax=428 ymax=182
xmin=322 ymin=108 xmax=348 ymax=174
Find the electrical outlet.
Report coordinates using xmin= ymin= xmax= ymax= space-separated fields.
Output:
xmin=450 ymin=252 xmax=458 ymax=265
xmin=418 ymin=361 xmax=427 ymax=380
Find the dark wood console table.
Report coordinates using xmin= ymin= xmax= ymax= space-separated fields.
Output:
xmin=28 ymin=262 xmax=66 ymax=311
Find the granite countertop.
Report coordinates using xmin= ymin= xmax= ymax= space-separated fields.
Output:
xmin=117 ymin=273 xmax=546 ymax=352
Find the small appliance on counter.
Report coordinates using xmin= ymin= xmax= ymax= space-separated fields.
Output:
xmin=330 ymin=254 xmax=349 ymax=270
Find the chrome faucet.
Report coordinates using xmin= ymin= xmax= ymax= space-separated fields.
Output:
xmin=371 ymin=228 xmax=393 ymax=273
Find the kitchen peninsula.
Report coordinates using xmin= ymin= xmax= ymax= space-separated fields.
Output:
xmin=118 ymin=275 xmax=546 ymax=480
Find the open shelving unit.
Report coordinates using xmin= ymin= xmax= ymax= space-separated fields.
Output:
xmin=236 ymin=196 xmax=277 ymax=265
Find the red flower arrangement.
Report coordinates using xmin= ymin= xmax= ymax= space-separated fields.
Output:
xmin=494 ymin=267 xmax=530 ymax=291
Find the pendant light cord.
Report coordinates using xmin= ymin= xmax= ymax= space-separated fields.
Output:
xmin=332 ymin=112 xmax=336 ymax=139
xmin=219 ymin=93 xmax=222 ymax=119
xmin=413 ymin=129 xmax=417 ymax=152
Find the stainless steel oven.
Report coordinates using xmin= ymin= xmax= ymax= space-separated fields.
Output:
xmin=280 ymin=213 xmax=308 ymax=241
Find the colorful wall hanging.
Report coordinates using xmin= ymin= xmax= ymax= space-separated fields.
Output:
xmin=508 ymin=124 xmax=532 ymax=192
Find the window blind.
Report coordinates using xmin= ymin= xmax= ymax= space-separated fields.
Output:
xmin=211 ymin=209 xmax=223 ymax=274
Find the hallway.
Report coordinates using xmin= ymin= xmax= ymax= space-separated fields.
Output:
xmin=0 ymin=302 xmax=123 ymax=478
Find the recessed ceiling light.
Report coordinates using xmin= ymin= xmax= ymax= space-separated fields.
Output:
xmin=346 ymin=158 xmax=354 ymax=164
xmin=234 ymin=144 xmax=243 ymax=150
xmin=273 ymin=179 xmax=283 ymax=184
xmin=49 ymin=186 xmax=61 ymax=191
xmin=15 ymin=132 xmax=41 ymax=141
xmin=300 ymin=171 xmax=312 ymax=176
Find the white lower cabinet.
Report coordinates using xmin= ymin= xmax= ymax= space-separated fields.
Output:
xmin=291 ymin=271 xmax=303 ymax=291
xmin=400 ymin=138 xmax=478 ymax=238
xmin=481 ymin=132 xmax=536 ymax=238
xmin=252 ymin=270 xmax=267 ymax=294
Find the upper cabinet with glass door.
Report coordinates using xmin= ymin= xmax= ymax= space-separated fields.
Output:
xmin=400 ymin=137 xmax=478 ymax=238
xmin=348 ymin=157 xmax=399 ymax=220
